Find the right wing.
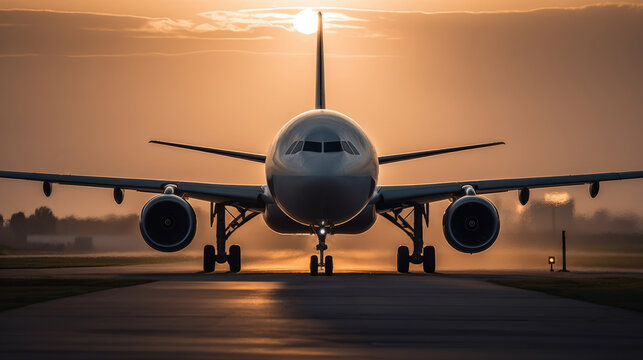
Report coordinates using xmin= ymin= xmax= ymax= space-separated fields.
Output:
xmin=0 ymin=170 xmax=265 ymax=210
xmin=378 ymin=141 xmax=505 ymax=164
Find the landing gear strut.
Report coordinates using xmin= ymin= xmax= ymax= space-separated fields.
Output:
xmin=203 ymin=203 xmax=258 ymax=273
xmin=310 ymin=227 xmax=333 ymax=276
xmin=382 ymin=203 xmax=435 ymax=274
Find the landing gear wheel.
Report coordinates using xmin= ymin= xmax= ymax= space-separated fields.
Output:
xmin=228 ymin=245 xmax=241 ymax=273
xmin=310 ymin=255 xmax=319 ymax=276
xmin=324 ymin=256 xmax=333 ymax=276
xmin=423 ymin=245 xmax=435 ymax=273
xmin=397 ymin=246 xmax=410 ymax=273
xmin=203 ymin=245 xmax=215 ymax=273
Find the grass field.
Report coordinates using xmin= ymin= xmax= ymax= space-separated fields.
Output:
xmin=0 ymin=255 xmax=194 ymax=269
xmin=0 ymin=278 xmax=153 ymax=311
xmin=490 ymin=277 xmax=643 ymax=312
xmin=569 ymin=254 xmax=643 ymax=269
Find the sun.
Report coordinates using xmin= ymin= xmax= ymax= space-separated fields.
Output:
xmin=293 ymin=9 xmax=318 ymax=35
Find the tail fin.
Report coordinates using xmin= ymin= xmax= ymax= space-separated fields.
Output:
xmin=315 ymin=11 xmax=325 ymax=109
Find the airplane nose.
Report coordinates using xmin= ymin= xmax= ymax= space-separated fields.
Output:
xmin=272 ymin=175 xmax=373 ymax=225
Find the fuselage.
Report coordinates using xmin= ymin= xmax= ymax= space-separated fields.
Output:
xmin=266 ymin=109 xmax=378 ymax=228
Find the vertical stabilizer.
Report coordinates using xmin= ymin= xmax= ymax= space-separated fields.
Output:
xmin=315 ymin=12 xmax=325 ymax=109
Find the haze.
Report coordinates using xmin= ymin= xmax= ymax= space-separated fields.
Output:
xmin=0 ymin=1 xmax=641 ymax=257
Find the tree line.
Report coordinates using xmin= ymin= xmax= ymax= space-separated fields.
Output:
xmin=0 ymin=207 xmax=139 ymax=243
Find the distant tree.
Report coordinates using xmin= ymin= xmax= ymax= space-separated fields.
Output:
xmin=9 ymin=212 xmax=28 ymax=243
xmin=0 ymin=214 xmax=3 ymax=228
xmin=28 ymin=206 xmax=57 ymax=234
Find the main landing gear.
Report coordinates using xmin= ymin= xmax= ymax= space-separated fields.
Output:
xmin=310 ymin=227 xmax=333 ymax=276
xmin=382 ymin=204 xmax=436 ymax=274
xmin=203 ymin=203 xmax=258 ymax=273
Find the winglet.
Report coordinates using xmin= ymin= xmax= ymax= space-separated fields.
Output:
xmin=315 ymin=11 xmax=325 ymax=109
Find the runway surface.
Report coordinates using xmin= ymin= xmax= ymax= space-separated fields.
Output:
xmin=1 ymin=263 xmax=642 ymax=359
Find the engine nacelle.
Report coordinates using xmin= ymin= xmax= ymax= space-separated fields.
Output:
xmin=442 ymin=196 xmax=500 ymax=254
xmin=139 ymin=195 xmax=196 ymax=252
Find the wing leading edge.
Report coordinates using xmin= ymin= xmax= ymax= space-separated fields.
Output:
xmin=0 ymin=170 xmax=265 ymax=210
xmin=378 ymin=141 xmax=505 ymax=164
xmin=376 ymin=170 xmax=643 ymax=210
xmin=150 ymin=140 xmax=266 ymax=163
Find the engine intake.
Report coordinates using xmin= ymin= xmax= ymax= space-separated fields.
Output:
xmin=442 ymin=196 xmax=500 ymax=253
xmin=139 ymin=195 xmax=196 ymax=252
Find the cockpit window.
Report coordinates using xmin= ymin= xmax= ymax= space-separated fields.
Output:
xmin=285 ymin=142 xmax=298 ymax=155
xmin=292 ymin=141 xmax=304 ymax=153
xmin=286 ymin=140 xmax=359 ymax=155
xmin=323 ymin=141 xmax=343 ymax=153
xmin=285 ymin=141 xmax=304 ymax=154
xmin=303 ymin=141 xmax=322 ymax=152
xmin=341 ymin=141 xmax=354 ymax=155
xmin=346 ymin=141 xmax=360 ymax=155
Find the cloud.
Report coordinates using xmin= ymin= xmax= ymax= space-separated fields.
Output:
xmin=0 ymin=8 xmax=377 ymax=58
xmin=0 ymin=9 xmax=278 ymax=57
xmin=197 ymin=9 xmax=364 ymax=33
xmin=0 ymin=4 xmax=640 ymax=59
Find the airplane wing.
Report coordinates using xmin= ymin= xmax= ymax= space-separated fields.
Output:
xmin=150 ymin=140 xmax=266 ymax=163
xmin=0 ymin=170 xmax=265 ymax=210
xmin=375 ymin=170 xmax=643 ymax=210
xmin=378 ymin=141 xmax=505 ymax=164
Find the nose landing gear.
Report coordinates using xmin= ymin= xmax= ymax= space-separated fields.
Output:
xmin=310 ymin=227 xmax=333 ymax=276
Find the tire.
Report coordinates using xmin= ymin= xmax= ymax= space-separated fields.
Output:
xmin=397 ymin=246 xmax=410 ymax=273
xmin=228 ymin=245 xmax=241 ymax=273
xmin=203 ymin=245 xmax=215 ymax=273
xmin=310 ymin=255 xmax=319 ymax=276
xmin=423 ymin=245 xmax=436 ymax=273
xmin=324 ymin=256 xmax=333 ymax=276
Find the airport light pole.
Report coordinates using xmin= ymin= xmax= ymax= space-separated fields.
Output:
xmin=544 ymin=193 xmax=571 ymax=272
xmin=560 ymin=230 xmax=569 ymax=272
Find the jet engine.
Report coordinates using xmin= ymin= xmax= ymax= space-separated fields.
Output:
xmin=139 ymin=194 xmax=196 ymax=252
xmin=442 ymin=196 xmax=500 ymax=253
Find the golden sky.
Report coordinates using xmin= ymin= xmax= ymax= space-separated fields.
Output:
xmin=0 ymin=0 xmax=642 ymax=224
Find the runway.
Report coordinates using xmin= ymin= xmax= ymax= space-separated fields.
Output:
xmin=1 ymin=264 xmax=642 ymax=359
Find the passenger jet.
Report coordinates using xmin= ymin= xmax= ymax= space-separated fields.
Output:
xmin=1 ymin=13 xmax=641 ymax=275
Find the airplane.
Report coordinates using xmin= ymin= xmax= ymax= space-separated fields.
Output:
xmin=1 ymin=12 xmax=641 ymax=275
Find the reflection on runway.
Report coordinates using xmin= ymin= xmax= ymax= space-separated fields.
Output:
xmin=1 ymin=265 xmax=643 ymax=359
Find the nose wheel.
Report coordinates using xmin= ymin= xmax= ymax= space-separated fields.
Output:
xmin=310 ymin=228 xmax=333 ymax=276
xmin=310 ymin=255 xmax=334 ymax=276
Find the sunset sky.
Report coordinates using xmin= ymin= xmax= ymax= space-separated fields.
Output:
xmin=0 ymin=0 xmax=641 ymax=228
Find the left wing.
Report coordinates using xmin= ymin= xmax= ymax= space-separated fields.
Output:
xmin=0 ymin=170 xmax=265 ymax=210
xmin=376 ymin=170 xmax=643 ymax=210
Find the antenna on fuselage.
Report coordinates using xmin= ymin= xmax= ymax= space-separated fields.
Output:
xmin=315 ymin=12 xmax=325 ymax=109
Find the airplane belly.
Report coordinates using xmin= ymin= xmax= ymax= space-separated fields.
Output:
xmin=271 ymin=175 xmax=374 ymax=226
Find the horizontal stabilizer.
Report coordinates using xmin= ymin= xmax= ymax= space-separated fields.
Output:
xmin=378 ymin=141 xmax=505 ymax=164
xmin=150 ymin=140 xmax=266 ymax=163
